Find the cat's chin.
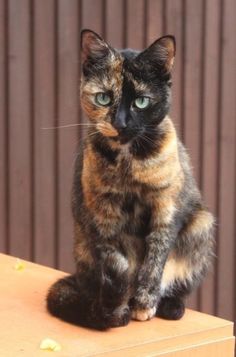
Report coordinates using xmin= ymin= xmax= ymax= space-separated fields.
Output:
xmin=119 ymin=136 xmax=134 ymax=145
xmin=118 ymin=130 xmax=140 ymax=145
xmin=106 ymin=133 xmax=135 ymax=145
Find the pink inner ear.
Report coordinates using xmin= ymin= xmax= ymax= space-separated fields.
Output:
xmin=81 ymin=32 xmax=96 ymax=63
xmin=81 ymin=32 xmax=108 ymax=64
xmin=156 ymin=38 xmax=175 ymax=72
xmin=159 ymin=38 xmax=175 ymax=56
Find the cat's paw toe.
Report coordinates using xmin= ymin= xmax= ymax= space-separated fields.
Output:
xmin=131 ymin=306 xmax=156 ymax=321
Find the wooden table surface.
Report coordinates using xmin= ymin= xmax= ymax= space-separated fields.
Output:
xmin=0 ymin=253 xmax=234 ymax=356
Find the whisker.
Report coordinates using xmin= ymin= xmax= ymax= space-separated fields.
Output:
xmin=87 ymin=130 xmax=101 ymax=137
xmin=136 ymin=135 xmax=148 ymax=151
xmin=41 ymin=123 xmax=94 ymax=130
xmin=139 ymin=134 xmax=156 ymax=146
xmin=136 ymin=133 xmax=158 ymax=152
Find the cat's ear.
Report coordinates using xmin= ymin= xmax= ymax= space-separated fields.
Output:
xmin=80 ymin=29 xmax=114 ymax=67
xmin=137 ymin=35 xmax=176 ymax=74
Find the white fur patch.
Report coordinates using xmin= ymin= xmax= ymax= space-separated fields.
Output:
xmin=112 ymin=253 xmax=129 ymax=273
xmin=131 ymin=307 xmax=156 ymax=321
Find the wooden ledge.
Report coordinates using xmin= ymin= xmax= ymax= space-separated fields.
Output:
xmin=0 ymin=253 xmax=234 ymax=356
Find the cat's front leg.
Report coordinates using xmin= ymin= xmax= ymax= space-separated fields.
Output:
xmin=131 ymin=227 xmax=175 ymax=321
xmin=93 ymin=242 xmax=132 ymax=327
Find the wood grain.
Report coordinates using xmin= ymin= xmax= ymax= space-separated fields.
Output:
xmin=0 ymin=253 xmax=234 ymax=357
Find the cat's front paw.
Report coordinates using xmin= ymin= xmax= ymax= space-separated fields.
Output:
xmin=131 ymin=306 xmax=156 ymax=321
xmin=130 ymin=289 xmax=158 ymax=321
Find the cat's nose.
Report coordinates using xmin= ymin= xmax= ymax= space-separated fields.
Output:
xmin=112 ymin=108 xmax=128 ymax=132
xmin=113 ymin=119 xmax=127 ymax=131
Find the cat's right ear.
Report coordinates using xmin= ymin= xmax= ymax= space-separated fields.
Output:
xmin=81 ymin=29 xmax=112 ymax=69
xmin=137 ymin=35 xmax=176 ymax=76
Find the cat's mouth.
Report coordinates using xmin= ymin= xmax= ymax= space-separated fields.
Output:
xmin=96 ymin=122 xmax=140 ymax=144
xmin=118 ymin=130 xmax=137 ymax=144
xmin=117 ymin=126 xmax=143 ymax=144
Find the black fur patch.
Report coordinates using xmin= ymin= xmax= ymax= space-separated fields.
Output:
xmin=92 ymin=134 xmax=119 ymax=165
xmin=157 ymin=296 xmax=185 ymax=320
xmin=47 ymin=265 xmax=131 ymax=330
xmin=122 ymin=193 xmax=152 ymax=237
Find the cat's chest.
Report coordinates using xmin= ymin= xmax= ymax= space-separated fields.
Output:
xmin=114 ymin=148 xmax=165 ymax=189
xmin=122 ymin=193 xmax=152 ymax=237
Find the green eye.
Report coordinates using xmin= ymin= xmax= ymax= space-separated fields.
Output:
xmin=134 ymin=97 xmax=150 ymax=109
xmin=95 ymin=92 xmax=112 ymax=106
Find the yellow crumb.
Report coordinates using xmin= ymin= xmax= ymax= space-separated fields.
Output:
xmin=14 ymin=258 xmax=25 ymax=271
xmin=39 ymin=338 xmax=62 ymax=352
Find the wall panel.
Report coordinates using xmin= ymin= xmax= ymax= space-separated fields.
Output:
xmin=33 ymin=0 xmax=57 ymax=268
xmin=57 ymin=0 xmax=80 ymax=272
xmin=182 ymin=0 xmax=204 ymax=310
xmin=0 ymin=0 xmax=7 ymax=253
xmin=217 ymin=0 xmax=236 ymax=321
xmin=200 ymin=0 xmax=221 ymax=316
xmin=8 ymin=0 xmax=32 ymax=260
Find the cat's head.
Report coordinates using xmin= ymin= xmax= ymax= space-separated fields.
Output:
xmin=80 ymin=29 xmax=175 ymax=145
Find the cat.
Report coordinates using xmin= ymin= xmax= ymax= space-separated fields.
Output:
xmin=47 ymin=29 xmax=214 ymax=330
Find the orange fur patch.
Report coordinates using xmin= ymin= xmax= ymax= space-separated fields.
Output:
xmin=132 ymin=117 xmax=181 ymax=189
xmin=96 ymin=122 xmax=118 ymax=137
xmin=185 ymin=210 xmax=215 ymax=236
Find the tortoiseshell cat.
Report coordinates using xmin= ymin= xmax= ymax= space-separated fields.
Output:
xmin=47 ymin=29 xmax=214 ymax=330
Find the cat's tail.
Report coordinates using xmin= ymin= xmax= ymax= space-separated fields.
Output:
xmin=46 ymin=267 xmax=131 ymax=330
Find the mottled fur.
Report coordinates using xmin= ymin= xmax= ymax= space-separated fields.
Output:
xmin=47 ymin=30 xmax=214 ymax=329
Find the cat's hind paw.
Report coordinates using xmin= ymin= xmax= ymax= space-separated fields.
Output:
xmin=131 ymin=306 xmax=156 ymax=321
xmin=156 ymin=296 xmax=185 ymax=320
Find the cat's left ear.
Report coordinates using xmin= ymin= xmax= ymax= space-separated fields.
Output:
xmin=137 ymin=35 xmax=176 ymax=74
xmin=80 ymin=29 xmax=114 ymax=67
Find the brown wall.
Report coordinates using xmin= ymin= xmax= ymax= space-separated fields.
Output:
xmin=0 ymin=0 xmax=235 ymax=326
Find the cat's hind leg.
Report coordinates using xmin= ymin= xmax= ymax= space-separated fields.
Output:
xmin=157 ymin=209 xmax=214 ymax=320
xmin=47 ymin=252 xmax=131 ymax=329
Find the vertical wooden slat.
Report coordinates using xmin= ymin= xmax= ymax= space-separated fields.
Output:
xmin=80 ymin=0 xmax=103 ymax=125
xmin=105 ymin=0 xmax=124 ymax=48
xmin=217 ymin=0 xmax=236 ymax=321
xmin=8 ymin=0 xmax=32 ymax=259
xmin=33 ymin=0 xmax=56 ymax=268
xmin=0 ymin=0 xmax=7 ymax=252
xmin=200 ymin=0 xmax=220 ymax=316
xmin=183 ymin=0 xmax=204 ymax=182
xmin=81 ymin=0 xmax=103 ymax=34
xmin=165 ymin=0 xmax=183 ymax=137
xmin=126 ymin=0 xmax=145 ymax=49
xmin=146 ymin=0 xmax=164 ymax=44
xmin=183 ymin=0 xmax=204 ymax=310
xmin=57 ymin=0 xmax=79 ymax=272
